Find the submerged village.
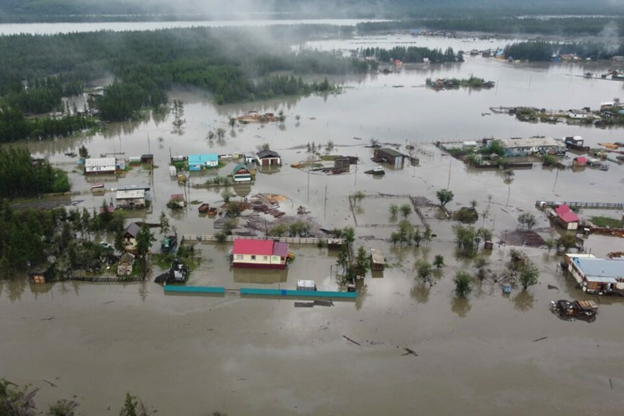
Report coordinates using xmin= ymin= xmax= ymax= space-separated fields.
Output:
xmin=3 ymin=14 xmax=624 ymax=415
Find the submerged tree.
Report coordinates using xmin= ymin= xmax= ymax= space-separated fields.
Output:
xmin=355 ymin=246 xmax=370 ymax=277
xmin=135 ymin=223 xmax=156 ymax=277
xmin=454 ymin=272 xmax=473 ymax=297
xmin=159 ymin=211 xmax=170 ymax=235
xmin=436 ymin=189 xmax=454 ymax=209
xmin=518 ymin=261 xmax=540 ymax=290
xmin=433 ymin=254 xmax=445 ymax=269
xmin=416 ymin=259 xmax=433 ymax=286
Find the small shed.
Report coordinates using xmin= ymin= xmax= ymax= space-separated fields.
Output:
xmin=373 ymin=148 xmax=405 ymax=169
xmin=556 ymin=205 xmax=580 ymax=230
xmin=573 ymin=156 xmax=588 ymax=167
xmin=117 ymin=252 xmax=136 ymax=276
xmin=29 ymin=264 xmax=55 ymax=284
xmin=141 ymin=154 xmax=154 ymax=164
xmin=232 ymin=163 xmax=253 ymax=183
xmin=256 ymin=150 xmax=281 ymax=166
xmin=370 ymin=249 xmax=385 ymax=271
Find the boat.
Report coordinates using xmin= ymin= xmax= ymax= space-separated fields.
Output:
xmin=364 ymin=166 xmax=386 ymax=175
xmin=207 ymin=207 xmax=218 ymax=217
xmin=599 ymin=163 xmax=610 ymax=171
xmin=91 ymin=183 xmax=104 ymax=189
xmin=198 ymin=203 xmax=210 ymax=213
xmin=584 ymin=72 xmax=593 ymax=78
xmin=550 ymin=299 xmax=598 ymax=322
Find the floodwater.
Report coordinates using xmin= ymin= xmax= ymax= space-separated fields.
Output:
xmin=0 ymin=18 xmax=388 ymax=36
xmin=2 ymin=33 xmax=624 ymax=415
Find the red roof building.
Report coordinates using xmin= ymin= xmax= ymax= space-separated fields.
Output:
xmin=232 ymin=239 xmax=288 ymax=269
xmin=573 ymin=156 xmax=587 ymax=166
xmin=556 ymin=205 xmax=580 ymax=230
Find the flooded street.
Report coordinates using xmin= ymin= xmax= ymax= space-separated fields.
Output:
xmin=2 ymin=32 xmax=624 ymax=415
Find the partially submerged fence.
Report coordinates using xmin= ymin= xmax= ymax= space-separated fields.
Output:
xmin=537 ymin=201 xmax=624 ymax=210
xmin=180 ymin=235 xmax=345 ymax=245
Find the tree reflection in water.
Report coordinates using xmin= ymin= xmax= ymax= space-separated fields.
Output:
xmin=410 ymin=284 xmax=430 ymax=304
xmin=451 ymin=296 xmax=472 ymax=317
xmin=512 ymin=290 xmax=535 ymax=312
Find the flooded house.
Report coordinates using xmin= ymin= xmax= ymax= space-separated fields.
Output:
xmin=566 ymin=254 xmax=624 ymax=295
xmin=116 ymin=189 xmax=146 ymax=209
xmin=373 ymin=148 xmax=405 ymax=169
xmin=556 ymin=205 xmax=580 ymax=230
xmin=256 ymin=150 xmax=281 ymax=166
xmin=117 ymin=253 xmax=136 ymax=276
xmin=84 ymin=157 xmax=116 ymax=174
xmin=188 ymin=154 xmax=219 ymax=171
xmin=499 ymin=137 xmax=565 ymax=157
xmin=231 ymin=239 xmax=289 ymax=269
xmin=122 ymin=222 xmax=141 ymax=251
xmin=28 ymin=264 xmax=55 ymax=284
xmin=232 ymin=163 xmax=253 ymax=183
xmin=573 ymin=156 xmax=588 ymax=167
xmin=370 ymin=249 xmax=385 ymax=271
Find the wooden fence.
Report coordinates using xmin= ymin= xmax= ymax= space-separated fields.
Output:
xmin=181 ymin=235 xmax=345 ymax=245
xmin=537 ymin=201 xmax=624 ymax=210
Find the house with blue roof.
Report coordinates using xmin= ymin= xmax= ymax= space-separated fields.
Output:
xmin=566 ymin=254 xmax=624 ymax=295
xmin=188 ymin=154 xmax=219 ymax=171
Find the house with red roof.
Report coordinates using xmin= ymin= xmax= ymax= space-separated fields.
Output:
xmin=573 ymin=156 xmax=587 ymax=167
xmin=556 ymin=205 xmax=580 ymax=230
xmin=231 ymin=239 xmax=289 ymax=269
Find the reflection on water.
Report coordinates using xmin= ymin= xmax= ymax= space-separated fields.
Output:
xmin=451 ymin=296 xmax=472 ymax=317
xmin=232 ymin=268 xmax=288 ymax=284
xmin=411 ymin=284 xmax=430 ymax=304
xmin=512 ymin=290 xmax=535 ymax=311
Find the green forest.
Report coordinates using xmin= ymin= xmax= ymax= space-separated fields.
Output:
xmin=357 ymin=17 xmax=624 ymax=37
xmin=358 ymin=46 xmax=462 ymax=63
xmin=0 ymin=26 xmax=373 ymax=136
xmin=0 ymin=148 xmax=70 ymax=198
xmin=504 ymin=41 xmax=624 ymax=62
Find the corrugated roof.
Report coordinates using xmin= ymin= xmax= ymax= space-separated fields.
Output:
xmin=556 ymin=205 xmax=579 ymax=223
xmin=378 ymin=148 xmax=403 ymax=157
xmin=124 ymin=222 xmax=141 ymax=238
xmin=188 ymin=154 xmax=218 ymax=163
xmin=85 ymin=158 xmax=116 ymax=167
xmin=273 ymin=242 xmax=289 ymax=257
xmin=573 ymin=257 xmax=624 ymax=280
xmin=257 ymin=150 xmax=280 ymax=159
xmin=500 ymin=137 xmax=562 ymax=149
xmin=232 ymin=239 xmax=274 ymax=256
xmin=116 ymin=190 xmax=145 ymax=199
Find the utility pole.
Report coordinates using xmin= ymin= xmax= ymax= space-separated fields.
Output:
xmin=552 ymin=168 xmax=559 ymax=193
xmin=324 ymin=184 xmax=328 ymax=221
xmin=447 ymin=158 xmax=452 ymax=189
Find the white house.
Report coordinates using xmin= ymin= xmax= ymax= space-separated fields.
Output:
xmin=85 ymin=158 xmax=116 ymax=174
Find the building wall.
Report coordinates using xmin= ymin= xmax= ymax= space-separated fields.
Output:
xmin=233 ymin=254 xmax=285 ymax=266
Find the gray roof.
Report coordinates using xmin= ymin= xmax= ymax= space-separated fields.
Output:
xmin=257 ymin=150 xmax=280 ymax=159
xmin=378 ymin=148 xmax=403 ymax=157
xmin=573 ymin=258 xmax=624 ymax=281
xmin=500 ymin=137 xmax=562 ymax=149
xmin=124 ymin=222 xmax=141 ymax=238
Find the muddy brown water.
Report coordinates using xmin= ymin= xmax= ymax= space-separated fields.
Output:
xmin=2 ymin=34 xmax=624 ymax=415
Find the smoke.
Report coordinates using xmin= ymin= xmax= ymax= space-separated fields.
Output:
xmin=600 ymin=20 xmax=620 ymax=54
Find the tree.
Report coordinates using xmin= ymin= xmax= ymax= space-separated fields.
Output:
xmin=389 ymin=204 xmax=399 ymax=219
xmin=518 ymin=261 xmax=540 ymax=290
xmin=119 ymin=393 xmax=150 ymax=416
xmin=412 ymin=227 xmax=423 ymax=247
xmin=436 ymin=189 xmax=454 ymax=208
xmin=416 ymin=260 xmax=433 ymax=285
xmin=221 ymin=189 xmax=234 ymax=203
xmin=518 ymin=212 xmax=537 ymax=230
xmin=229 ymin=118 xmax=236 ymax=129
xmin=454 ymin=225 xmax=478 ymax=253
xmin=159 ymin=211 xmax=170 ymax=235
xmin=433 ymin=254 xmax=445 ymax=269
xmin=78 ymin=145 xmax=89 ymax=159
xmin=474 ymin=257 xmax=488 ymax=280
xmin=269 ymin=224 xmax=287 ymax=237
xmin=470 ymin=199 xmax=478 ymax=209
xmin=135 ymin=223 xmax=156 ymax=277
xmin=557 ymin=234 xmax=577 ymax=252
xmin=399 ymin=203 xmax=412 ymax=219
xmin=325 ymin=140 xmax=334 ymax=152
xmin=454 ymin=272 xmax=473 ymax=297
xmin=544 ymin=237 xmax=556 ymax=253
xmin=355 ymin=246 xmax=370 ymax=276
xmin=114 ymin=229 xmax=125 ymax=253
xmin=216 ymin=128 xmax=226 ymax=139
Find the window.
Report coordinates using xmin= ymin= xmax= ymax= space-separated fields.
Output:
xmin=263 ymin=256 xmax=268 ymax=261
xmin=251 ymin=255 xmax=256 ymax=260
xmin=235 ymin=255 xmax=243 ymax=260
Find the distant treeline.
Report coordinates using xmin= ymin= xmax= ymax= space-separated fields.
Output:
xmin=0 ymin=107 xmax=98 ymax=143
xmin=358 ymin=46 xmax=462 ymax=63
xmin=1 ymin=0 xmax=624 ymax=22
xmin=356 ymin=17 xmax=624 ymax=37
xmin=504 ymin=41 xmax=624 ymax=62
xmin=0 ymin=26 xmax=373 ymax=125
xmin=0 ymin=148 xmax=70 ymax=199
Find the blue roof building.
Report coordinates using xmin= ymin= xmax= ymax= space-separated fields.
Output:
xmin=188 ymin=154 xmax=219 ymax=171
